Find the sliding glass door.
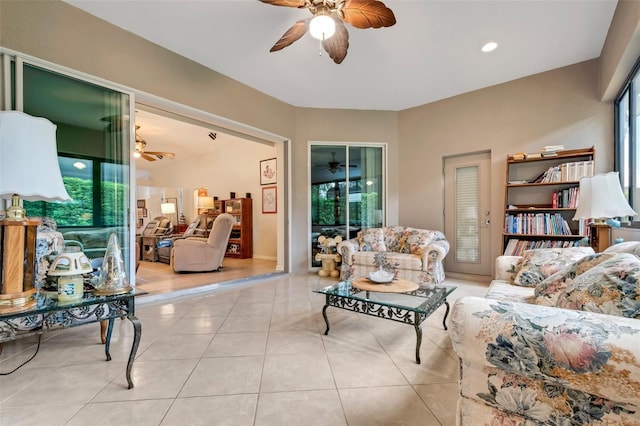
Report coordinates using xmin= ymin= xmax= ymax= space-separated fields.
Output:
xmin=3 ymin=54 xmax=133 ymax=275
xmin=310 ymin=144 xmax=384 ymax=267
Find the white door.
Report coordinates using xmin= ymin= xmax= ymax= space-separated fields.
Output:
xmin=444 ymin=152 xmax=491 ymax=276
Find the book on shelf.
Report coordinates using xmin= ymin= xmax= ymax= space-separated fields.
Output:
xmin=553 ymin=187 xmax=579 ymax=208
xmin=503 ymin=238 xmax=580 ymax=256
xmin=541 ymin=145 xmax=565 ymax=152
xmin=504 ymin=212 xmax=573 ymax=236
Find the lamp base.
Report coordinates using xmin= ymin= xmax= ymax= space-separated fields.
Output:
xmin=0 ymin=288 xmax=37 ymax=313
xmin=1 ymin=218 xmax=39 ymax=313
xmin=589 ymin=223 xmax=612 ymax=253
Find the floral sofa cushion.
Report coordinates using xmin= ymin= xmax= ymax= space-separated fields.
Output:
xmin=351 ymin=251 xmax=422 ymax=271
xmin=533 ymin=252 xmax=617 ymax=306
xmin=358 ymin=228 xmax=386 ymax=252
xmin=451 ymin=297 xmax=640 ymax=425
xmin=604 ymin=240 xmax=640 ymax=257
xmin=554 ymin=252 xmax=640 ymax=318
xmin=512 ymin=246 xmax=594 ymax=287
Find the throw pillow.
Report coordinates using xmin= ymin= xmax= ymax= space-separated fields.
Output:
xmin=359 ymin=228 xmax=386 ymax=252
xmin=533 ymin=252 xmax=617 ymax=306
xmin=513 ymin=247 xmax=595 ymax=287
xmin=555 ymin=253 xmax=640 ymax=318
xmin=400 ymin=228 xmax=442 ymax=256
xmin=603 ymin=241 xmax=640 ymax=258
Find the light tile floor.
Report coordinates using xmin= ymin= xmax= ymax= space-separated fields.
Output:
xmin=0 ymin=274 xmax=488 ymax=426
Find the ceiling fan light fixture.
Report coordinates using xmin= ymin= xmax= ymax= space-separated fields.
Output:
xmin=309 ymin=12 xmax=335 ymax=40
xmin=133 ymin=151 xmax=141 ymax=159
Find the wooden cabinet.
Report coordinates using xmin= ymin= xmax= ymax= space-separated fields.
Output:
xmin=223 ymin=198 xmax=253 ymax=258
xmin=503 ymin=147 xmax=595 ymax=255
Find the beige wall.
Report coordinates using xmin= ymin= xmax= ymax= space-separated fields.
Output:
xmin=399 ymin=60 xmax=613 ymax=264
xmin=2 ymin=0 xmax=639 ymax=275
xmin=293 ymin=108 xmax=399 ymax=271
xmin=599 ymin=0 xmax=640 ymax=101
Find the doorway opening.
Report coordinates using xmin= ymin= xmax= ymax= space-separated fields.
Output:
xmin=130 ymin=100 xmax=289 ymax=296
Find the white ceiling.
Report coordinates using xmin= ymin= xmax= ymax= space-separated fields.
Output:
xmin=64 ymin=0 xmax=617 ymax=112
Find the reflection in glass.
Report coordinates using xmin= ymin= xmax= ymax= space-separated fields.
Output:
xmin=18 ymin=63 xmax=131 ymax=276
xmin=310 ymin=145 xmax=384 ymax=267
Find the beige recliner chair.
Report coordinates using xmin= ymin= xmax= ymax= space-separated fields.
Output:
xmin=170 ymin=213 xmax=235 ymax=272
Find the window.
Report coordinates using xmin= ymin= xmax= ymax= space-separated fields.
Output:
xmin=17 ymin=63 xmax=131 ymax=232
xmin=2 ymin=54 xmax=132 ymax=271
xmin=615 ymin=62 xmax=640 ymax=226
xmin=24 ymin=155 xmax=129 ymax=227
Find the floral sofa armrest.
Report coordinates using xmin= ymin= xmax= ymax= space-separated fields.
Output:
xmin=494 ymin=255 xmax=523 ymax=282
xmin=450 ymin=296 xmax=640 ymax=425
xmin=419 ymin=239 xmax=449 ymax=270
xmin=337 ymin=238 xmax=359 ymax=265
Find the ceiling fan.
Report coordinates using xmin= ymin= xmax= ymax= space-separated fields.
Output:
xmin=260 ymin=0 xmax=396 ymax=64
xmin=325 ymin=152 xmax=356 ymax=173
xmin=134 ymin=126 xmax=175 ymax=162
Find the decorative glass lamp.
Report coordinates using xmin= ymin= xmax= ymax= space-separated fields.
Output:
xmin=93 ymin=233 xmax=132 ymax=295
xmin=48 ymin=246 xmax=92 ymax=302
xmin=0 ymin=111 xmax=71 ymax=312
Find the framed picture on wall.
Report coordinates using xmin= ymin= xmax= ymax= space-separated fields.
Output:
xmin=137 ymin=199 xmax=146 ymax=208
xmin=260 ymin=158 xmax=277 ymax=185
xmin=262 ymin=186 xmax=277 ymax=214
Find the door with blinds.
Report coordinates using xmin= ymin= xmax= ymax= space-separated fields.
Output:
xmin=444 ymin=152 xmax=491 ymax=276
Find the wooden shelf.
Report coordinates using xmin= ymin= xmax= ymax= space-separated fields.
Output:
xmin=223 ymin=198 xmax=252 ymax=258
xmin=503 ymin=147 xmax=595 ymax=255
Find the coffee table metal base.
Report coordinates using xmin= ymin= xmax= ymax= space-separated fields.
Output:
xmin=320 ymin=288 xmax=451 ymax=364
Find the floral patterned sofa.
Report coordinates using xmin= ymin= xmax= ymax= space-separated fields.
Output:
xmin=337 ymin=226 xmax=449 ymax=286
xmin=450 ymin=243 xmax=640 ymax=425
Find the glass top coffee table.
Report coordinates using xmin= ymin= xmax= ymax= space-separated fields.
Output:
xmin=313 ymin=278 xmax=456 ymax=364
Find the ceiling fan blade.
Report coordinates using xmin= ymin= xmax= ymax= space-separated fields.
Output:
xmin=270 ymin=19 xmax=309 ymax=52
xmin=322 ymin=20 xmax=349 ymax=64
xmin=340 ymin=0 xmax=396 ymax=29
xmin=145 ymin=151 xmax=175 ymax=158
xmin=140 ymin=153 xmax=156 ymax=162
xmin=259 ymin=0 xmax=307 ymax=7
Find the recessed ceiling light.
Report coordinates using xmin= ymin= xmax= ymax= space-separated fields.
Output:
xmin=481 ymin=42 xmax=498 ymax=53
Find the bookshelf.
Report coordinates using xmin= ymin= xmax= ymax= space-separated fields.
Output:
xmin=223 ymin=198 xmax=253 ymax=258
xmin=503 ymin=147 xmax=595 ymax=255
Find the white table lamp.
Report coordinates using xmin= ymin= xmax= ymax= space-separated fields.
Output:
xmin=0 ymin=111 xmax=71 ymax=312
xmin=161 ymin=201 xmax=177 ymax=225
xmin=573 ymin=172 xmax=637 ymax=251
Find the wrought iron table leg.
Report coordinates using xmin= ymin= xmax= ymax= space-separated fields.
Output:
xmin=442 ymin=300 xmax=450 ymax=330
xmin=414 ymin=322 xmax=422 ymax=364
xmin=126 ymin=314 xmax=142 ymax=389
xmin=104 ymin=318 xmax=115 ymax=361
xmin=322 ymin=304 xmax=330 ymax=335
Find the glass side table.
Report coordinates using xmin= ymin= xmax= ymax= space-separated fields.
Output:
xmin=0 ymin=288 xmax=145 ymax=389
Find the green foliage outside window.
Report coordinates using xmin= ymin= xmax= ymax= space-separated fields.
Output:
xmin=24 ymin=176 xmax=127 ymax=227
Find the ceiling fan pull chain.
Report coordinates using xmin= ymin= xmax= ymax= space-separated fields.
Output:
xmin=318 ymin=39 xmax=323 ymax=57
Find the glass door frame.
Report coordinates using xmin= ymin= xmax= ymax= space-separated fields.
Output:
xmin=1 ymin=47 xmax=137 ymax=277
xmin=308 ymin=142 xmax=387 ymax=270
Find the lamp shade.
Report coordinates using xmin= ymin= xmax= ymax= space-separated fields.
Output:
xmin=198 ymin=196 xmax=214 ymax=208
xmin=0 ymin=111 xmax=71 ymax=202
xmin=573 ymin=172 xmax=637 ymax=220
xmin=161 ymin=202 xmax=176 ymax=214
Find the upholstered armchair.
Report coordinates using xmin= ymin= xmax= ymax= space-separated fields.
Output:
xmin=170 ymin=213 xmax=234 ymax=272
